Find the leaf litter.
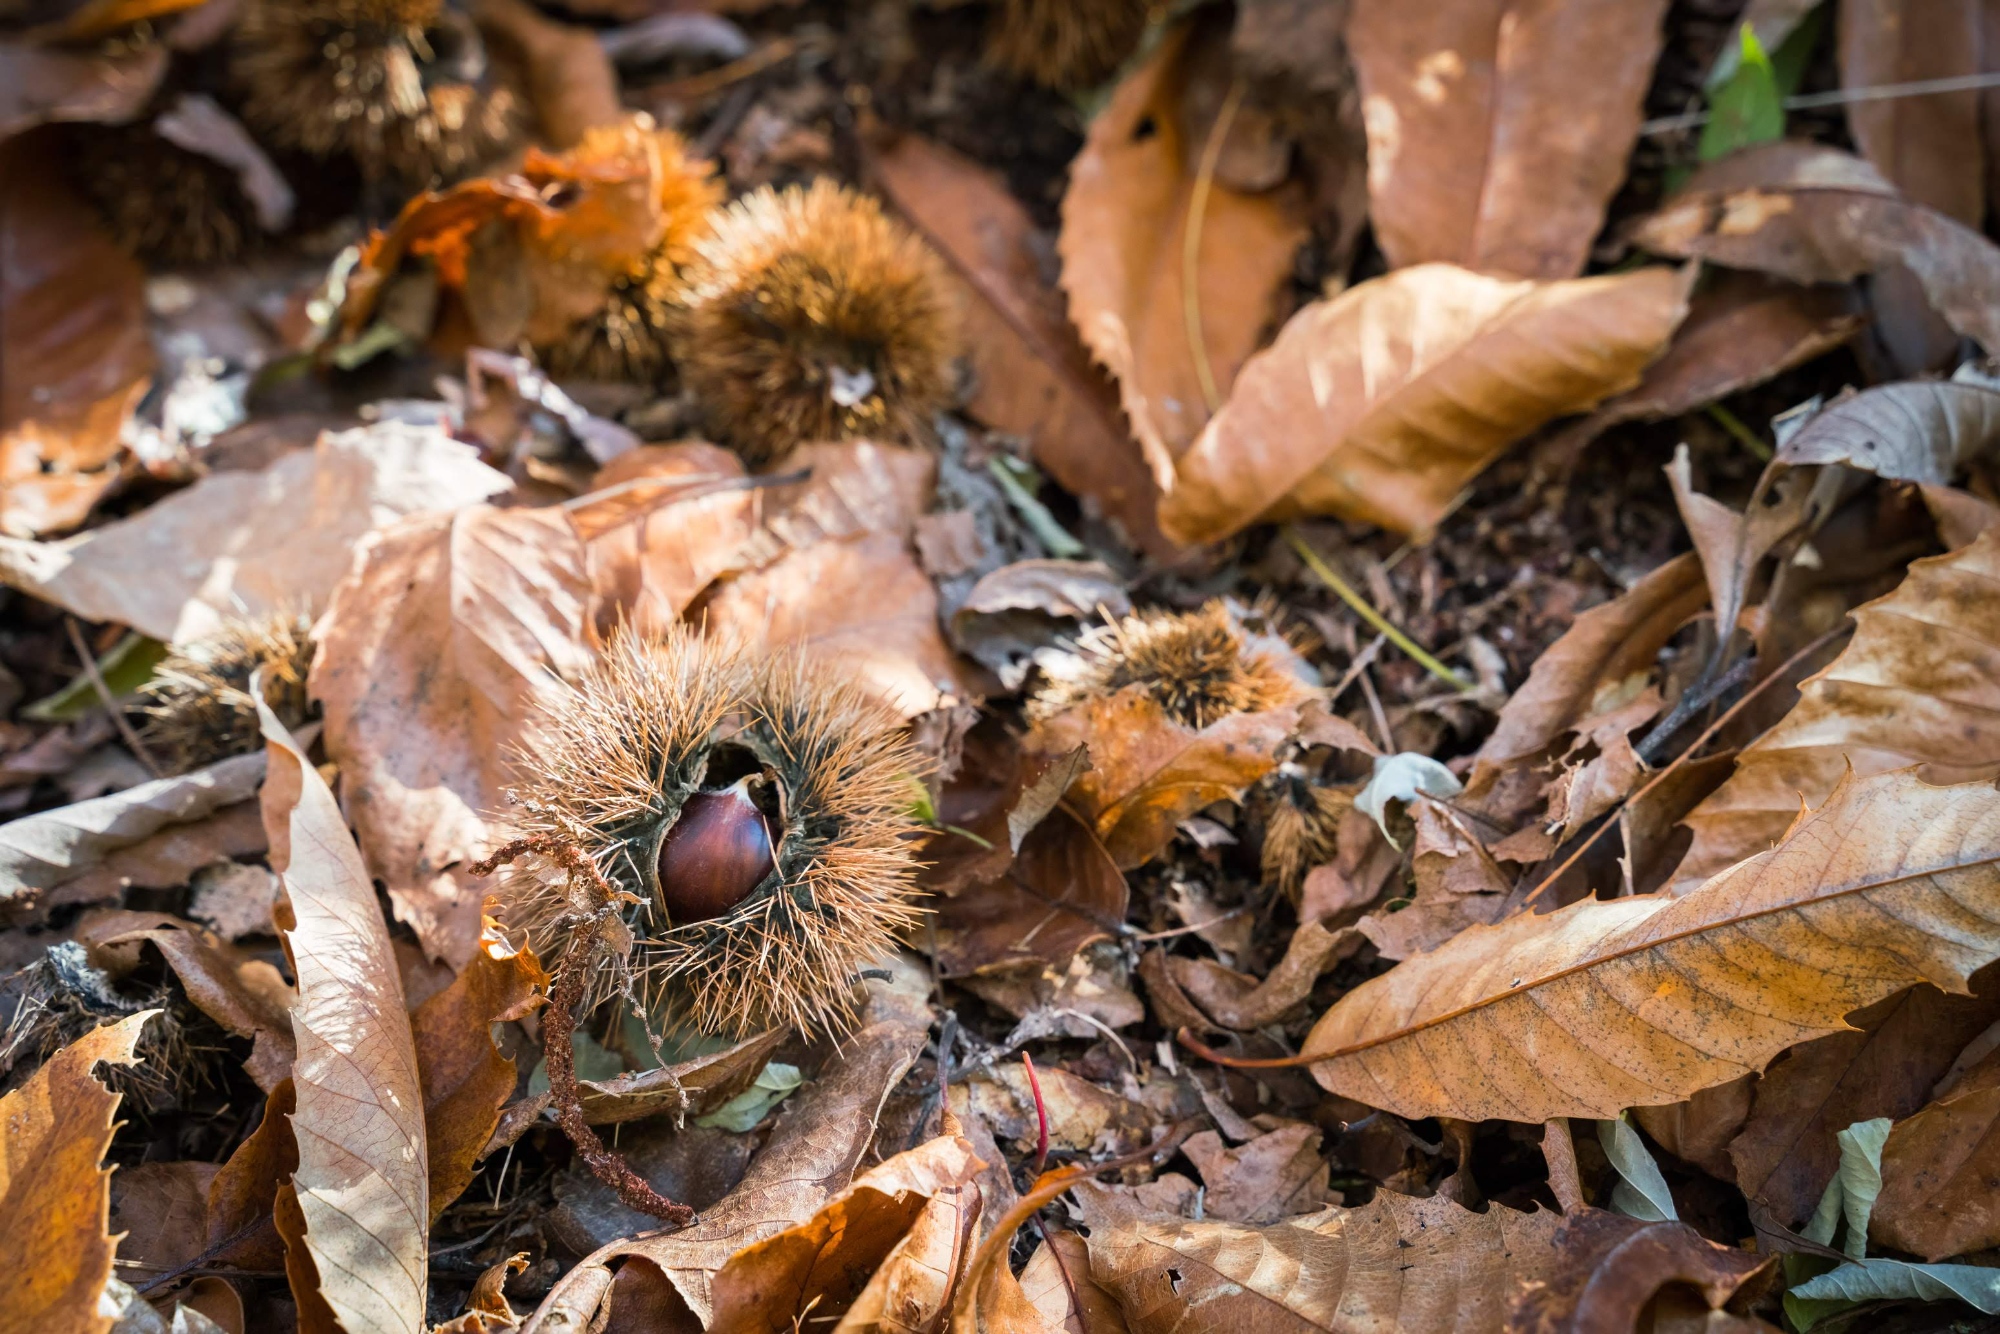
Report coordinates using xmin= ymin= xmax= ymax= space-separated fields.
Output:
xmin=7 ymin=3 xmax=2000 ymax=1333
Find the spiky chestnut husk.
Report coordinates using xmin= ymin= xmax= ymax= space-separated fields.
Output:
xmin=1030 ymin=599 xmax=1315 ymax=731
xmin=673 ymin=179 xmax=960 ymax=466
xmin=533 ymin=129 xmax=724 ymax=386
xmin=137 ymin=611 xmax=316 ymax=774
xmin=231 ymin=0 xmax=525 ymax=184
xmin=987 ymin=0 xmax=1151 ymax=90
xmin=497 ymin=627 xmax=927 ymax=1040
xmin=1259 ymin=770 xmax=1350 ymax=901
xmin=63 ymin=124 xmax=256 ymax=267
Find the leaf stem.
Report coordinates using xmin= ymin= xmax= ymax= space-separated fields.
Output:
xmin=1183 ymin=77 xmax=1245 ymax=415
xmin=1282 ymin=526 xmax=1474 ymax=692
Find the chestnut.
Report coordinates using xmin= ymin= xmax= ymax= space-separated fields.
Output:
xmin=655 ymin=777 xmax=775 ymax=922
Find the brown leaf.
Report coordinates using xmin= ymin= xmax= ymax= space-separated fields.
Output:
xmin=1774 ymin=378 xmax=2000 ymax=483
xmin=312 ymin=504 xmax=594 ymax=965
xmin=576 ymin=1027 xmax=785 ymax=1125
xmin=1671 ymin=526 xmax=2000 ymax=892
xmin=413 ymin=915 xmax=546 ymax=1222
xmin=470 ymin=0 xmax=622 ymax=149
xmin=868 ymin=131 xmax=1172 ymax=558
xmin=1505 ymin=1209 xmax=1775 ymax=1334
xmin=1300 ymin=768 xmax=2000 ymax=1122
xmin=49 ymin=802 xmax=268 ymax=917
xmin=1168 ymin=918 xmax=1359 ymax=1028
xmin=1630 ymin=1074 xmax=1757 ymax=1184
xmin=0 ymin=422 xmax=510 ymax=644
xmin=726 ymin=440 xmax=938 ymax=571
xmin=1180 ymin=1123 xmax=1332 ymax=1224
xmin=822 ymin=1129 xmax=986 ymax=1333
xmin=1873 ymin=1037 xmax=2000 ymax=1260
xmin=1726 ymin=982 xmax=2000 ymax=1230
xmin=1540 ymin=273 xmax=1862 ymax=467
xmin=1346 ymin=0 xmax=1669 ymax=280
xmin=434 ymin=1252 xmax=530 ymax=1333
xmin=1059 ymin=16 xmax=1309 ymax=487
xmin=1075 ymin=1181 xmax=1559 ymax=1334
xmin=203 ymin=1080 xmax=298 ymax=1271
xmin=1026 ymin=689 xmax=1302 ymax=870
xmin=1160 ymin=263 xmax=1690 ymax=544
xmin=1017 ymin=1229 xmax=1126 ymax=1334
xmin=1840 ymin=0 xmax=1986 ymax=227
xmin=527 ymin=960 xmax=934 ymax=1330
xmin=1666 ymin=445 xmax=1811 ymax=658
xmin=0 ymin=136 xmax=152 ymax=539
xmin=700 ymin=531 xmax=975 ymax=720
xmin=577 ymin=443 xmax=760 ymax=635
xmin=0 ymin=1010 xmax=151 ymax=1334
xmin=77 ymin=908 xmax=296 ymax=1091
xmin=109 ymin=1161 xmax=218 ymax=1277
xmin=1355 ymin=796 xmax=1516 ymax=962
xmin=0 ymin=43 xmax=166 ymax=140
xmin=260 ymin=704 xmax=429 ymax=1331
xmin=958 ymin=1064 xmax=1153 ymax=1159
xmin=1632 ymin=141 xmax=2000 ymax=352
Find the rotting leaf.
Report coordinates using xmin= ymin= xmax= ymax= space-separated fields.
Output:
xmin=0 ymin=1009 xmax=152 ymax=1334
xmin=312 ymin=503 xmax=594 ymax=967
xmin=1346 ymin=0 xmax=1670 ymax=280
xmin=868 ymin=131 xmax=1172 ymax=558
xmin=1059 ymin=15 xmax=1309 ymax=490
xmin=259 ymin=701 xmax=429 ymax=1332
xmin=1672 ymin=526 xmax=2000 ymax=892
xmin=1632 ymin=141 xmax=2000 ymax=351
xmin=1159 ymin=263 xmax=1691 ymax=544
xmin=1298 ymin=768 xmax=2000 ymax=1123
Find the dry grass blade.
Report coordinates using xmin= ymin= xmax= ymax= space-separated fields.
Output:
xmin=1301 ymin=767 xmax=2000 ymax=1122
xmin=259 ymin=701 xmax=429 ymax=1332
xmin=0 ymin=1009 xmax=152 ymax=1334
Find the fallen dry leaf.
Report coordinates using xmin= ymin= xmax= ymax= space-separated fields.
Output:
xmin=1774 ymin=377 xmax=2000 ymax=483
xmin=1159 ymin=263 xmax=1690 ymax=543
xmin=0 ymin=136 xmax=152 ymax=540
xmin=957 ymin=1063 xmax=1154 ymax=1159
xmin=576 ymin=442 xmax=761 ymax=636
xmin=0 ymin=421 xmax=510 ymax=645
xmin=434 ymin=1252 xmax=530 ymax=1334
xmin=1506 ymin=1209 xmax=1776 ymax=1333
xmin=1300 ymin=767 xmax=2000 ymax=1122
xmin=0 ymin=43 xmax=166 ymax=140
xmin=1872 ymin=1037 xmax=2000 ymax=1261
xmin=47 ymin=802 xmax=268 ymax=917
xmin=1059 ymin=16 xmax=1309 ymax=489
xmin=700 ymin=531 xmax=974 ymax=720
xmin=1671 ymin=525 xmax=2000 ymax=892
xmin=312 ymin=503 xmax=594 ymax=966
xmin=260 ymin=702 xmax=429 ymax=1333
xmin=526 ymin=958 xmax=933 ymax=1331
xmin=1166 ymin=917 xmax=1359 ymax=1028
xmin=726 ymin=439 xmax=937 ymax=571
xmin=0 ymin=752 xmax=265 ymax=914
xmin=868 ymin=131 xmax=1171 ymax=558
xmin=1666 ymin=445 xmax=1812 ymax=662
xmin=1346 ymin=0 xmax=1670 ymax=280
xmin=1017 ymin=1228 xmax=1124 ymax=1334
xmin=412 ymin=915 xmax=546 ymax=1222
xmin=1354 ymin=795 xmax=1516 ymax=961
xmin=0 ymin=1009 xmax=151 ymax=1334
xmin=1839 ymin=0 xmax=1986 ymax=227
xmin=576 ymin=1027 xmax=784 ymax=1125
xmin=1728 ymin=982 xmax=2000 ymax=1230
xmin=1632 ymin=141 xmax=2000 ymax=352
xmin=470 ymin=0 xmax=622 ymax=150
xmin=1181 ymin=1123 xmax=1332 ymax=1224
xmin=1076 ymin=1179 xmax=1560 ymax=1334
xmin=201 ymin=1079 xmax=298 ymax=1272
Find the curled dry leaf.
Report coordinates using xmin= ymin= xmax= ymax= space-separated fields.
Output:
xmin=312 ymin=504 xmax=594 ymax=966
xmin=1665 ymin=445 xmax=1811 ymax=658
xmin=0 ymin=752 xmax=265 ymax=913
xmin=527 ymin=959 xmax=933 ymax=1331
xmin=0 ymin=1009 xmax=151 ymax=1334
xmin=576 ymin=1027 xmax=785 ymax=1125
xmin=0 ymin=42 xmax=166 ymax=140
xmin=1180 ymin=1123 xmax=1332 ymax=1224
xmin=1300 ymin=767 xmax=2000 ymax=1122
xmin=1774 ymin=377 xmax=2000 ymax=483
xmin=1075 ymin=1180 xmax=1560 ymax=1334
xmin=1160 ymin=263 xmax=1691 ymax=544
xmin=259 ymin=702 xmax=429 ymax=1333
xmin=1672 ymin=526 xmax=2000 ymax=892
xmin=867 ymin=132 xmax=1170 ymax=557
xmin=468 ymin=0 xmax=622 ymax=150
xmin=0 ymin=138 xmax=152 ymax=539
xmin=1631 ymin=141 xmax=2000 ymax=351
xmin=575 ymin=443 xmax=761 ymax=635
xmin=0 ymin=421 xmax=511 ymax=645
xmin=413 ymin=915 xmax=547 ymax=1222
xmin=700 ymin=531 xmax=975 ymax=720
xmin=1506 ymin=1209 xmax=1776 ymax=1334
xmin=1347 ymin=0 xmax=1669 ymax=280
xmin=1059 ymin=16 xmax=1309 ymax=489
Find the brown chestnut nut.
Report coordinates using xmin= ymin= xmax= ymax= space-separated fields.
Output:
xmin=655 ymin=777 xmax=775 ymax=922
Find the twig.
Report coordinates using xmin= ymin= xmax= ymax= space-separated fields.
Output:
xmin=1640 ymin=71 xmax=2000 ymax=135
xmin=1634 ymin=655 xmax=1755 ymax=764
xmin=65 ymin=617 xmax=164 ymax=778
xmin=1284 ymin=527 xmax=1474 ymax=692
xmin=1183 ymin=77 xmax=1246 ymax=414
xmin=1705 ymin=404 xmax=1772 ymax=462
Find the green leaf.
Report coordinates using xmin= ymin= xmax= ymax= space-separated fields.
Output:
xmin=1700 ymin=22 xmax=1786 ymax=162
xmin=1803 ymin=1117 xmax=1891 ymax=1259
xmin=1786 ymin=1260 xmax=2000 ymax=1331
xmin=21 ymin=634 xmax=168 ymax=723
xmin=1597 ymin=1113 xmax=1678 ymax=1223
xmin=695 ymin=1060 xmax=803 ymax=1132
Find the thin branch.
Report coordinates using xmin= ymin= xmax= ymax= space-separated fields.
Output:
xmin=65 ymin=617 xmax=163 ymax=778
